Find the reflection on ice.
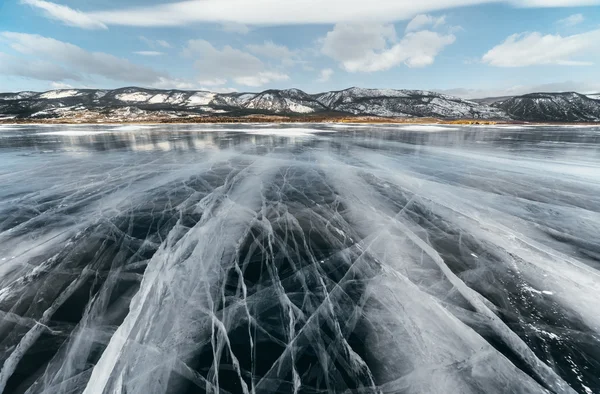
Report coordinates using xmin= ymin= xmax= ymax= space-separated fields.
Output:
xmin=397 ymin=125 xmax=460 ymax=132
xmin=0 ymin=124 xmax=599 ymax=394
xmin=37 ymin=130 xmax=112 ymax=136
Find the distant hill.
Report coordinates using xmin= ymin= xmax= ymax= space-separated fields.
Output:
xmin=586 ymin=93 xmax=600 ymax=100
xmin=494 ymin=92 xmax=600 ymax=122
xmin=470 ymin=96 xmax=514 ymax=106
xmin=1 ymin=87 xmax=599 ymax=123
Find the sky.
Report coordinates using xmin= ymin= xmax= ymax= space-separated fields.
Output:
xmin=1 ymin=0 xmax=600 ymax=98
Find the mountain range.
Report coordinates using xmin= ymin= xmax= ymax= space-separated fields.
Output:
xmin=1 ymin=87 xmax=599 ymax=123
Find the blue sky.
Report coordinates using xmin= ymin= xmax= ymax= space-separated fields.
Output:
xmin=1 ymin=0 xmax=599 ymax=97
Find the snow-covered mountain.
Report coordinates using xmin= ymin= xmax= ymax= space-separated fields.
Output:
xmin=0 ymin=88 xmax=224 ymax=120
xmin=1 ymin=87 xmax=600 ymax=122
xmin=211 ymin=89 xmax=328 ymax=114
xmin=314 ymin=87 xmax=507 ymax=119
xmin=0 ymin=91 xmax=38 ymax=101
xmin=495 ymin=92 xmax=600 ymax=122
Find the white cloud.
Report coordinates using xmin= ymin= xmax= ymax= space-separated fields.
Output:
xmin=440 ymin=80 xmax=600 ymax=99
xmin=405 ymin=14 xmax=446 ymax=32
xmin=322 ymin=23 xmax=397 ymax=65
xmin=134 ymin=51 xmax=164 ymax=56
xmin=183 ymin=39 xmax=289 ymax=87
xmin=139 ymin=36 xmax=172 ymax=49
xmin=198 ymin=78 xmax=228 ymax=86
xmin=246 ymin=41 xmax=295 ymax=60
xmin=245 ymin=41 xmax=301 ymax=67
xmin=50 ymin=81 xmax=74 ymax=89
xmin=234 ymin=72 xmax=289 ymax=87
xmin=0 ymin=32 xmax=183 ymax=88
xmin=317 ymin=68 xmax=334 ymax=82
xmin=557 ymin=13 xmax=584 ymax=27
xmin=322 ymin=23 xmax=455 ymax=72
xmin=184 ymin=39 xmax=262 ymax=72
xmin=221 ymin=22 xmax=250 ymax=34
xmin=482 ymin=29 xmax=600 ymax=67
xmin=0 ymin=51 xmax=79 ymax=81
xmin=152 ymin=77 xmax=198 ymax=90
xmin=201 ymin=86 xmax=238 ymax=93
xmin=22 ymin=0 xmax=600 ymax=28
xmin=20 ymin=0 xmax=106 ymax=29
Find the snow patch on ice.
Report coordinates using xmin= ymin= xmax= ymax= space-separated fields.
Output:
xmin=523 ymin=286 xmax=554 ymax=296
xmin=529 ymin=325 xmax=560 ymax=341
xmin=112 ymin=125 xmax=154 ymax=131
xmin=492 ymin=125 xmax=532 ymax=130
xmin=399 ymin=125 xmax=459 ymax=132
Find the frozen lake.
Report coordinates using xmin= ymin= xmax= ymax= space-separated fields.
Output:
xmin=0 ymin=123 xmax=599 ymax=394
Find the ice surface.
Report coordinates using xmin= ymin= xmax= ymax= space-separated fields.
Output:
xmin=37 ymin=129 xmax=111 ymax=136
xmin=0 ymin=124 xmax=599 ymax=394
xmin=244 ymin=127 xmax=330 ymax=136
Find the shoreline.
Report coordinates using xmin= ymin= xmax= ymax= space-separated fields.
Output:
xmin=1 ymin=116 xmax=598 ymax=127
xmin=0 ymin=116 xmax=496 ymax=125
